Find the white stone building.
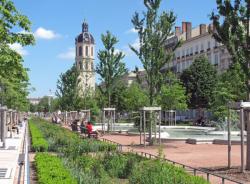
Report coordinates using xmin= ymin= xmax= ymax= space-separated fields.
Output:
xmin=75 ymin=21 xmax=95 ymax=95
xmin=163 ymin=22 xmax=231 ymax=74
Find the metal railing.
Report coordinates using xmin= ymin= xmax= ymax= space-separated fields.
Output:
xmin=101 ymin=138 xmax=244 ymax=184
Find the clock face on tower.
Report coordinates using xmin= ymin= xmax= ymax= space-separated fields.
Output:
xmin=84 ymin=37 xmax=88 ymax=42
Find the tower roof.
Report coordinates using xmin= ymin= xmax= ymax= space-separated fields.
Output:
xmin=75 ymin=21 xmax=95 ymax=44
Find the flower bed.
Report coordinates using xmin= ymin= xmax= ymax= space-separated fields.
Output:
xmin=31 ymin=118 xmax=117 ymax=153
xmin=29 ymin=120 xmax=48 ymax=152
xmin=30 ymin=118 xmax=209 ymax=184
xmin=35 ymin=153 xmax=77 ymax=184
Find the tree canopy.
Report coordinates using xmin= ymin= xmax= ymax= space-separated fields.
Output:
xmin=96 ymin=31 xmax=127 ymax=107
xmin=180 ymin=56 xmax=217 ymax=110
xmin=0 ymin=0 xmax=35 ymax=110
xmin=130 ymin=0 xmax=178 ymax=105
xmin=158 ymin=72 xmax=187 ymax=110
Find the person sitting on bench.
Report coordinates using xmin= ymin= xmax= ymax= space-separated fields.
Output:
xmin=86 ymin=121 xmax=93 ymax=138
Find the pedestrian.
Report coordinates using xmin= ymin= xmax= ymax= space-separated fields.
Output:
xmin=86 ymin=121 xmax=93 ymax=138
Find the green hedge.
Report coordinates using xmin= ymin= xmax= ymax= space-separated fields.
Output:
xmin=129 ymin=160 xmax=209 ymax=184
xmin=29 ymin=121 xmax=48 ymax=152
xmin=31 ymin=118 xmax=117 ymax=154
xmin=35 ymin=153 xmax=77 ymax=184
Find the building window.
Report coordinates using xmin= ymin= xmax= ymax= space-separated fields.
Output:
xmin=207 ymin=41 xmax=210 ymax=50
xmin=214 ymin=53 xmax=219 ymax=65
xmin=190 ymin=47 xmax=193 ymax=55
xmin=200 ymin=43 xmax=204 ymax=52
xmin=76 ymin=47 xmax=77 ymax=56
xmin=86 ymin=60 xmax=88 ymax=70
xmin=91 ymin=47 xmax=93 ymax=56
xmin=182 ymin=50 xmax=185 ymax=58
xmin=195 ymin=45 xmax=199 ymax=54
xmin=85 ymin=46 xmax=89 ymax=56
xmin=176 ymin=51 xmax=180 ymax=59
xmin=80 ymin=62 xmax=83 ymax=70
xmin=91 ymin=62 xmax=94 ymax=70
xmin=186 ymin=48 xmax=189 ymax=56
xmin=79 ymin=46 xmax=82 ymax=56
xmin=214 ymin=41 xmax=218 ymax=48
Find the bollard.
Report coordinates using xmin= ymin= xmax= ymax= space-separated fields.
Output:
xmin=0 ymin=106 xmax=7 ymax=148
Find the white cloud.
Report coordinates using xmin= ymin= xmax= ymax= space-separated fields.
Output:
xmin=9 ymin=43 xmax=28 ymax=56
xmin=57 ymin=47 xmax=75 ymax=60
xmin=130 ymin=38 xmax=140 ymax=50
xmin=114 ymin=49 xmax=125 ymax=55
xmin=126 ymin=28 xmax=138 ymax=34
xmin=34 ymin=27 xmax=60 ymax=40
xmin=120 ymin=38 xmax=140 ymax=57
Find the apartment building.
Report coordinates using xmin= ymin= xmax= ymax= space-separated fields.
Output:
xmin=163 ymin=22 xmax=231 ymax=74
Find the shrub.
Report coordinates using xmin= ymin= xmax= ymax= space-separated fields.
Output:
xmin=29 ymin=121 xmax=48 ymax=152
xmin=104 ymin=152 xmax=147 ymax=179
xmin=35 ymin=153 xmax=77 ymax=184
xmin=129 ymin=160 xmax=209 ymax=184
xmin=31 ymin=117 xmax=117 ymax=154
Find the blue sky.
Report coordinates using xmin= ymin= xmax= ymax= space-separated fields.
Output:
xmin=12 ymin=0 xmax=217 ymax=98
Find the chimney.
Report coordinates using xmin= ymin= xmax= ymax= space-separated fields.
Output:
xmin=175 ymin=26 xmax=181 ymax=36
xmin=182 ymin=22 xmax=186 ymax=33
xmin=208 ymin=23 xmax=214 ymax=33
xmin=200 ymin=24 xmax=206 ymax=35
xmin=186 ymin=22 xmax=192 ymax=40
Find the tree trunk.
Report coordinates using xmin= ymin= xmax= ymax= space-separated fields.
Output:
xmin=245 ymin=9 xmax=250 ymax=170
xmin=245 ymin=81 xmax=250 ymax=170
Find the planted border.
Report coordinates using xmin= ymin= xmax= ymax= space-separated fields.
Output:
xmin=35 ymin=153 xmax=77 ymax=184
xmin=32 ymin=117 xmax=117 ymax=153
xmin=29 ymin=120 xmax=48 ymax=152
xmin=30 ymin=118 xmax=209 ymax=184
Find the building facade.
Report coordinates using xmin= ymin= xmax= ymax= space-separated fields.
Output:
xmin=164 ymin=22 xmax=231 ymax=74
xmin=75 ymin=21 xmax=95 ymax=95
xmin=29 ymin=98 xmax=41 ymax=105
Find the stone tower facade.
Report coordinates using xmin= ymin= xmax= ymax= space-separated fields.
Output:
xmin=75 ymin=21 xmax=95 ymax=95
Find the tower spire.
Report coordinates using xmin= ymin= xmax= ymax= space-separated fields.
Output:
xmin=82 ymin=19 xmax=88 ymax=32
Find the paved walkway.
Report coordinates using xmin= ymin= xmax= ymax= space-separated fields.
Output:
xmin=0 ymin=122 xmax=26 ymax=184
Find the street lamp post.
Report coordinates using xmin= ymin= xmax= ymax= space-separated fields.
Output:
xmin=48 ymin=89 xmax=53 ymax=113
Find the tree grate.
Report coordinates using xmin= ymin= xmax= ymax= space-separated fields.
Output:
xmin=0 ymin=168 xmax=7 ymax=178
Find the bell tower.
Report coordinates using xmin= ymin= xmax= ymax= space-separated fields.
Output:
xmin=75 ymin=21 xmax=95 ymax=95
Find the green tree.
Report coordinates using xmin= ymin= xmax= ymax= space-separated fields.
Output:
xmin=0 ymin=0 xmax=35 ymax=110
xmin=210 ymin=0 xmax=250 ymax=169
xmin=158 ymin=72 xmax=187 ymax=110
xmin=56 ymin=64 xmax=79 ymax=111
xmin=130 ymin=0 xmax=178 ymax=105
xmin=123 ymin=82 xmax=149 ymax=112
xmin=180 ymin=56 xmax=217 ymax=113
xmin=96 ymin=31 xmax=127 ymax=107
xmin=211 ymin=62 xmax=247 ymax=120
xmin=110 ymin=80 xmax=127 ymax=112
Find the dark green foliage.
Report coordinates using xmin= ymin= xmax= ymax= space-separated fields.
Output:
xmin=104 ymin=152 xmax=146 ymax=179
xmin=0 ymin=0 xmax=35 ymax=110
xmin=211 ymin=62 xmax=247 ymax=119
xmin=158 ymin=72 xmax=187 ymax=110
xmin=122 ymin=82 xmax=149 ymax=112
xmin=35 ymin=153 xmax=77 ymax=184
xmin=29 ymin=121 xmax=48 ymax=152
xmin=129 ymin=160 xmax=209 ymax=184
xmin=56 ymin=64 xmax=80 ymax=111
xmin=180 ymin=56 xmax=217 ymax=109
xmin=130 ymin=0 xmax=179 ymax=105
xmin=96 ymin=31 xmax=127 ymax=107
xmin=210 ymin=0 xmax=250 ymax=94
